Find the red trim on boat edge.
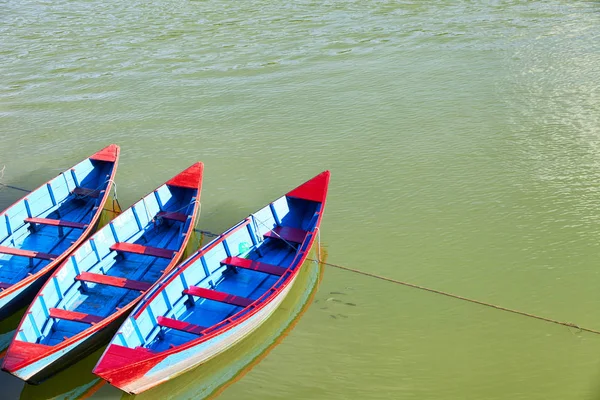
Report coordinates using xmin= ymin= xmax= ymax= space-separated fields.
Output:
xmin=2 ymin=341 xmax=52 ymax=372
xmin=90 ymin=144 xmax=120 ymax=163
xmin=166 ymin=162 xmax=204 ymax=190
xmin=286 ymin=170 xmax=330 ymax=203
xmin=93 ymin=344 xmax=166 ymax=385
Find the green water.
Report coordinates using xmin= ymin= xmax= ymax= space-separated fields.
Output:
xmin=1 ymin=0 xmax=600 ymax=399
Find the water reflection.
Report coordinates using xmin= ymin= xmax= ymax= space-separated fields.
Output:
xmin=19 ymin=347 xmax=105 ymax=400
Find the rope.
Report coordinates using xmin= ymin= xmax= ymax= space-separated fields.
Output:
xmin=193 ymin=229 xmax=220 ymax=238
xmin=313 ymin=259 xmax=599 ymax=335
xmin=0 ymin=166 xmax=31 ymax=193
xmin=253 ymin=217 xmax=299 ymax=251
xmin=315 ymin=227 xmax=321 ymax=263
xmin=0 ymin=183 xmax=30 ymax=193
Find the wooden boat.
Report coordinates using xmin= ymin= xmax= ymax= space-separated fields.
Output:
xmin=1 ymin=162 xmax=203 ymax=383
xmin=0 ymin=144 xmax=120 ymax=320
xmin=92 ymin=171 xmax=330 ymax=394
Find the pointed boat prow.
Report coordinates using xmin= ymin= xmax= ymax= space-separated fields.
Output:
xmin=166 ymin=162 xmax=204 ymax=190
xmin=90 ymin=144 xmax=120 ymax=163
xmin=286 ymin=170 xmax=330 ymax=203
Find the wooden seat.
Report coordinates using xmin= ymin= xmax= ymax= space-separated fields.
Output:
xmin=157 ymin=316 xmax=206 ymax=335
xmin=0 ymin=245 xmax=57 ymax=260
xmin=25 ymin=217 xmax=87 ymax=230
xmin=184 ymin=286 xmax=253 ymax=308
xmin=49 ymin=307 xmax=104 ymax=324
xmin=264 ymin=226 xmax=307 ymax=244
xmin=157 ymin=211 xmax=188 ymax=223
xmin=110 ymin=242 xmax=175 ymax=259
xmin=221 ymin=256 xmax=287 ymax=276
xmin=76 ymin=272 xmax=152 ymax=292
xmin=72 ymin=187 xmax=101 ymax=199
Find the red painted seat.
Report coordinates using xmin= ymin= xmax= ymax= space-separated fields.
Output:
xmin=221 ymin=256 xmax=287 ymax=276
xmin=110 ymin=243 xmax=175 ymax=259
xmin=76 ymin=272 xmax=152 ymax=292
xmin=0 ymin=246 xmax=57 ymax=260
xmin=49 ymin=307 xmax=104 ymax=324
xmin=157 ymin=211 xmax=188 ymax=223
xmin=25 ymin=217 xmax=87 ymax=230
xmin=184 ymin=286 xmax=253 ymax=308
xmin=157 ymin=316 xmax=206 ymax=335
xmin=263 ymin=226 xmax=307 ymax=244
xmin=72 ymin=187 xmax=101 ymax=199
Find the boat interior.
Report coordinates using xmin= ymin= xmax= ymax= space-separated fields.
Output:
xmin=19 ymin=183 xmax=197 ymax=347
xmin=119 ymin=195 xmax=321 ymax=353
xmin=0 ymin=158 xmax=115 ymax=291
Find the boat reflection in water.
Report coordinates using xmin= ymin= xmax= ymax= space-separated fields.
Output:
xmin=18 ymin=246 xmax=324 ymax=400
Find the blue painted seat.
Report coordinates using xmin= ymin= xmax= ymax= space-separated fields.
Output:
xmin=184 ymin=286 xmax=253 ymax=308
xmin=221 ymin=256 xmax=287 ymax=276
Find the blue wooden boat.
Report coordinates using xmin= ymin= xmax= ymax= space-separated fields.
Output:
xmin=92 ymin=171 xmax=330 ymax=394
xmin=1 ymin=162 xmax=203 ymax=383
xmin=0 ymin=144 xmax=120 ymax=320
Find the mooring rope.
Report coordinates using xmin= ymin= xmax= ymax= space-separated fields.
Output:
xmin=187 ymin=226 xmax=599 ymax=335
xmin=0 ymin=167 xmax=31 ymax=193
xmin=312 ymin=259 xmax=600 ymax=335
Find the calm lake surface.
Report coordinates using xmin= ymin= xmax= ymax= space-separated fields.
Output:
xmin=1 ymin=0 xmax=600 ymax=399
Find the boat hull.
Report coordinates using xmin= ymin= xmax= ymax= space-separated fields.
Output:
xmin=121 ymin=272 xmax=298 ymax=394
xmin=14 ymin=312 xmax=127 ymax=384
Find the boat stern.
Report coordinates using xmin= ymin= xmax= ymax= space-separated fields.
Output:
xmin=1 ymin=340 xmax=54 ymax=382
xmin=93 ymin=344 xmax=162 ymax=393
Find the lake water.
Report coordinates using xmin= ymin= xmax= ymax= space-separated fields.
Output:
xmin=1 ymin=0 xmax=600 ymax=399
